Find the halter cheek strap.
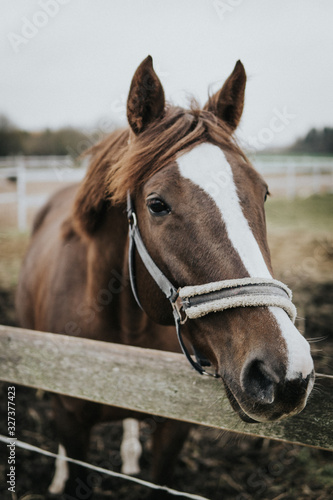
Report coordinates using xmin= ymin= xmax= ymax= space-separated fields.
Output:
xmin=127 ymin=194 xmax=212 ymax=376
xmin=126 ymin=192 xmax=297 ymax=377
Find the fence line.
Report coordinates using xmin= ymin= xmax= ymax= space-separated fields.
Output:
xmin=253 ymin=155 xmax=333 ymax=199
xmin=0 ymin=324 xmax=332 ymax=451
xmin=0 ymin=434 xmax=209 ymax=500
xmin=1 ymin=155 xmax=333 ymax=231
xmin=0 ymin=156 xmax=87 ymax=231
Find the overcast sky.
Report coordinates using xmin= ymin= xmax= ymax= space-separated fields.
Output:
xmin=1 ymin=0 xmax=332 ymax=149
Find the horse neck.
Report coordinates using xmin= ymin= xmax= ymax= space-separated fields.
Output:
xmin=84 ymin=207 xmax=151 ymax=342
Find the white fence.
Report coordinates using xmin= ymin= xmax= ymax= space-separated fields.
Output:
xmin=253 ymin=154 xmax=333 ymax=199
xmin=0 ymin=155 xmax=333 ymax=231
xmin=0 ymin=156 xmax=87 ymax=231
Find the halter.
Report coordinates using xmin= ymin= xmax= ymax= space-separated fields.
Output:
xmin=127 ymin=193 xmax=297 ymax=377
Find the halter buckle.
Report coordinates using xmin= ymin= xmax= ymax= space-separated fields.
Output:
xmin=128 ymin=211 xmax=137 ymax=228
xmin=172 ymin=297 xmax=188 ymax=325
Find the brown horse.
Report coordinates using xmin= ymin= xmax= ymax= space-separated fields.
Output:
xmin=16 ymin=56 xmax=314 ymax=498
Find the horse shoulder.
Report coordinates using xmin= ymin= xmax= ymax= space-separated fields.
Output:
xmin=16 ymin=185 xmax=83 ymax=331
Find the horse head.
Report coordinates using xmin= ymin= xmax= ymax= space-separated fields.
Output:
xmin=109 ymin=56 xmax=314 ymax=423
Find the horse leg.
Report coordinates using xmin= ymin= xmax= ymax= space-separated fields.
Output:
xmin=151 ymin=420 xmax=191 ymax=487
xmin=48 ymin=444 xmax=69 ymax=495
xmin=50 ymin=395 xmax=100 ymax=499
xmin=121 ymin=418 xmax=142 ymax=475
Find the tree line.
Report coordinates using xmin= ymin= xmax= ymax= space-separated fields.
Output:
xmin=0 ymin=114 xmax=332 ymax=156
xmin=288 ymin=127 xmax=333 ymax=154
xmin=0 ymin=114 xmax=113 ymax=157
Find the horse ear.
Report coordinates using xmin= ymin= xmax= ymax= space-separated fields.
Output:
xmin=204 ymin=60 xmax=246 ymax=131
xmin=127 ymin=55 xmax=165 ymax=135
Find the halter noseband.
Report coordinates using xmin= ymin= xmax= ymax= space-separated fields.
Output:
xmin=127 ymin=193 xmax=296 ymax=377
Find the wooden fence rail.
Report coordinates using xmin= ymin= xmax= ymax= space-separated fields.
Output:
xmin=0 ymin=324 xmax=332 ymax=451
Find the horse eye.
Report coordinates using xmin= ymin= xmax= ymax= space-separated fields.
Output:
xmin=264 ymin=189 xmax=270 ymax=202
xmin=147 ymin=198 xmax=171 ymax=216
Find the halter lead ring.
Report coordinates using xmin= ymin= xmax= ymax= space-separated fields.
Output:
xmin=127 ymin=192 xmax=297 ymax=377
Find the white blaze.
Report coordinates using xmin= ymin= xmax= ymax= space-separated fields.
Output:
xmin=177 ymin=143 xmax=313 ymax=380
xmin=270 ymin=306 xmax=314 ymax=380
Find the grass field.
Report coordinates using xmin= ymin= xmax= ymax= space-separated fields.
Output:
xmin=266 ymin=193 xmax=333 ymax=232
xmin=0 ymin=231 xmax=29 ymax=290
xmin=265 ymin=194 xmax=333 ymax=287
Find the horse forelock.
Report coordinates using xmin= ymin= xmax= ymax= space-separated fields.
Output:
xmin=106 ymin=104 xmax=246 ymax=205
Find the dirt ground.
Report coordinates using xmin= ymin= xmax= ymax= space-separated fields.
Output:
xmin=0 ymin=195 xmax=333 ymax=500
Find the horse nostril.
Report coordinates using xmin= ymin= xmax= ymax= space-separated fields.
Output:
xmin=241 ymin=358 xmax=281 ymax=405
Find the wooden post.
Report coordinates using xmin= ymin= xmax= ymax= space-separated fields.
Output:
xmin=286 ymin=161 xmax=296 ymax=199
xmin=312 ymin=162 xmax=320 ymax=195
xmin=16 ymin=156 xmax=26 ymax=232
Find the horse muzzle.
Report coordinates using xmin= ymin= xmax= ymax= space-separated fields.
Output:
xmin=222 ymin=357 xmax=315 ymax=423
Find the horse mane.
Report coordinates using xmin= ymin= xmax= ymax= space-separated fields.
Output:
xmin=71 ymin=128 xmax=129 ymax=235
xmin=72 ymin=103 xmax=246 ymax=235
